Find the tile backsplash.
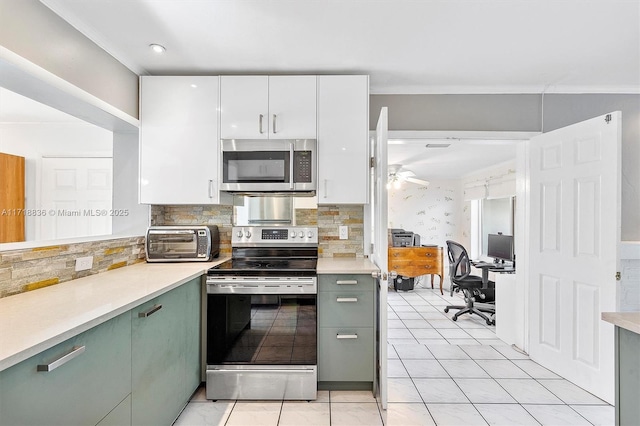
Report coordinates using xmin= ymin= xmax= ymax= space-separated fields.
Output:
xmin=0 ymin=203 xmax=365 ymax=298
xmin=151 ymin=204 xmax=364 ymax=258
xmin=0 ymin=236 xmax=145 ymax=298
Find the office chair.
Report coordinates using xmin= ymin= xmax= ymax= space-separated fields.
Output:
xmin=444 ymin=240 xmax=495 ymax=325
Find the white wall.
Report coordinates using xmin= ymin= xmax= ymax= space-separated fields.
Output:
xmin=0 ymin=122 xmax=112 ymax=240
xmin=388 ymin=179 xmax=462 ymax=287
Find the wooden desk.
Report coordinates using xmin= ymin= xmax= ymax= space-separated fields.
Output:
xmin=388 ymin=246 xmax=444 ymax=294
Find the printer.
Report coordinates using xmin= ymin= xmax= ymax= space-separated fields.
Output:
xmin=390 ymin=229 xmax=421 ymax=247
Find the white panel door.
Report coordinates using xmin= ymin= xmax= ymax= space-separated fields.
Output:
xmin=139 ymin=76 xmax=221 ymax=204
xmin=371 ymin=107 xmax=389 ymax=409
xmin=38 ymin=157 xmax=112 ymax=240
xmin=220 ymin=76 xmax=269 ymax=139
xmin=268 ymin=76 xmax=316 ymax=139
xmin=317 ymin=75 xmax=369 ymax=204
xmin=528 ymin=112 xmax=620 ymax=403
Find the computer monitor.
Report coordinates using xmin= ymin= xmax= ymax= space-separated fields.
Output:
xmin=487 ymin=233 xmax=514 ymax=263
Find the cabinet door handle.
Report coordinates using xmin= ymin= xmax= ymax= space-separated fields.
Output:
xmin=272 ymin=114 xmax=277 ymax=134
xmin=138 ymin=304 xmax=163 ymax=318
xmin=336 ymin=297 xmax=358 ymax=303
xmin=323 ymin=179 xmax=328 ymax=198
xmin=336 ymin=334 xmax=358 ymax=339
xmin=208 ymin=179 xmax=214 ymax=198
xmin=259 ymin=114 xmax=264 ymax=134
xmin=289 ymin=140 xmax=294 ymax=189
xmin=336 ymin=280 xmax=358 ymax=285
xmin=37 ymin=345 xmax=85 ymax=372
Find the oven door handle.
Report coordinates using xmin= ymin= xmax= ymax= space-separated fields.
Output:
xmin=211 ymin=368 xmax=316 ymax=373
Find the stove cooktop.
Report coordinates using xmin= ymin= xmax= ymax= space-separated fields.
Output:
xmin=207 ymin=258 xmax=317 ymax=277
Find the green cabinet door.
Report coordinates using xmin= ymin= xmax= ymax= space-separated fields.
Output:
xmin=131 ymin=278 xmax=202 ymax=426
xmin=318 ymin=327 xmax=374 ymax=382
xmin=131 ymin=285 xmax=186 ymax=426
xmin=0 ymin=311 xmax=132 ymax=426
xmin=183 ymin=277 xmax=202 ymax=403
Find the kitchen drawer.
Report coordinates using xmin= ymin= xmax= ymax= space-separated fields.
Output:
xmin=318 ymin=327 xmax=374 ymax=382
xmin=318 ymin=291 xmax=374 ymax=328
xmin=0 ymin=311 xmax=132 ymax=426
xmin=318 ymin=274 xmax=374 ymax=293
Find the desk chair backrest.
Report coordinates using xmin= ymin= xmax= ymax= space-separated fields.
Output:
xmin=446 ymin=240 xmax=473 ymax=282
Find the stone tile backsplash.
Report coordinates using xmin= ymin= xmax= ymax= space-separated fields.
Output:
xmin=0 ymin=203 xmax=365 ymax=298
xmin=0 ymin=236 xmax=145 ymax=298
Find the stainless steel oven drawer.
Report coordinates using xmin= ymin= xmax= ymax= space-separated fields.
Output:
xmin=206 ymin=365 xmax=317 ymax=400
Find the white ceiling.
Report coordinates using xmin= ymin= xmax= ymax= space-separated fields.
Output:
xmin=33 ymin=0 xmax=640 ymax=180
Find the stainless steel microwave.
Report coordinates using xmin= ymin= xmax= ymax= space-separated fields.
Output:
xmin=145 ymin=225 xmax=219 ymax=262
xmin=220 ymin=139 xmax=316 ymax=193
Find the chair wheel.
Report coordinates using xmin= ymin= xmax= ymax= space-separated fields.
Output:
xmin=486 ymin=319 xmax=493 ymax=325
xmin=444 ymin=307 xmax=449 ymax=313
xmin=452 ymin=316 xmax=457 ymax=321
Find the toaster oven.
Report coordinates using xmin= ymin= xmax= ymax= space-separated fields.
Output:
xmin=145 ymin=225 xmax=219 ymax=262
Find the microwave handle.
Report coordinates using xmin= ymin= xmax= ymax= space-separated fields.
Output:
xmin=289 ymin=141 xmax=294 ymax=190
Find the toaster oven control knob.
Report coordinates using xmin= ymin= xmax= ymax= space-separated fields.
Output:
xmin=236 ymin=230 xmax=243 ymax=238
xmin=290 ymin=231 xmax=297 ymax=238
xmin=298 ymin=231 xmax=305 ymax=238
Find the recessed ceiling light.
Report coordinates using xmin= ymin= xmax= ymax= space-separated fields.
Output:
xmin=149 ymin=44 xmax=166 ymax=54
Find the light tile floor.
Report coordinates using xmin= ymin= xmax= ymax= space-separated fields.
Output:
xmin=174 ymin=286 xmax=614 ymax=425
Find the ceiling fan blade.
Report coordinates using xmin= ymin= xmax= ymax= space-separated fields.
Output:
xmin=406 ymin=177 xmax=430 ymax=186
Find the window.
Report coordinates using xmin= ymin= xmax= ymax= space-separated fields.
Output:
xmin=470 ymin=196 xmax=515 ymax=259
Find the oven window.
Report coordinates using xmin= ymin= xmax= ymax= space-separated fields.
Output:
xmin=223 ymin=151 xmax=290 ymax=183
xmin=147 ymin=233 xmax=196 ymax=256
xmin=207 ymin=294 xmax=316 ymax=365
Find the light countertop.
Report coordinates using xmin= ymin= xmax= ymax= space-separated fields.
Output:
xmin=602 ymin=312 xmax=640 ymax=335
xmin=317 ymin=257 xmax=379 ymax=274
xmin=0 ymin=258 xmax=228 ymax=372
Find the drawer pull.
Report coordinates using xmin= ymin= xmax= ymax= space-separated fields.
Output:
xmin=336 ymin=297 xmax=358 ymax=303
xmin=37 ymin=345 xmax=85 ymax=372
xmin=337 ymin=334 xmax=358 ymax=339
xmin=336 ymin=280 xmax=358 ymax=285
xmin=138 ymin=304 xmax=163 ymax=318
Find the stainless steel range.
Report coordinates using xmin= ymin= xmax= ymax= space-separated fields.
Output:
xmin=205 ymin=226 xmax=318 ymax=400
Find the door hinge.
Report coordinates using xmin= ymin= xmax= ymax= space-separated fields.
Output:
xmin=370 ymin=157 xmax=375 ymax=168
xmin=605 ymin=114 xmax=612 ymax=124
xmin=616 ymin=271 xmax=621 ymax=281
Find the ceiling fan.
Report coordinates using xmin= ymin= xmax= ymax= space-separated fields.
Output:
xmin=387 ymin=164 xmax=430 ymax=188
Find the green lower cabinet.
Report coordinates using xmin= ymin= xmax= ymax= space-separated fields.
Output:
xmin=131 ymin=278 xmax=202 ymax=426
xmin=0 ymin=311 xmax=132 ymax=426
xmin=616 ymin=327 xmax=640 ymax=426
xmin=183 ymin=278 xmax=202 ymax=404
xmin=96 ymin=395 xmax=132 ymax=426
xmin=318 ymin=327 xmax=374 ymax=382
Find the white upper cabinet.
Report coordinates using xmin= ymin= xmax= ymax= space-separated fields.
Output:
xmin=139 ymin=76 xmax=225 ymax=205
xmin=220 ymin=76 xmax=316 ymax=139
xmin=317 ymin=75 xmax=369 ymax=204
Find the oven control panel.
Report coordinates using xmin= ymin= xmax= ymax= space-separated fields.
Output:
xmin=232 ymin=226 xmax=318 ymax=245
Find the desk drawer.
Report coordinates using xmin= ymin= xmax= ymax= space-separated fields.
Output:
xmin=388 ymin=247 xmax=442 ymax=261
xmin=389 ymin=259 xmax=440 ymax=277
xmin=319 ymin=291 xmax=374 ymax=328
